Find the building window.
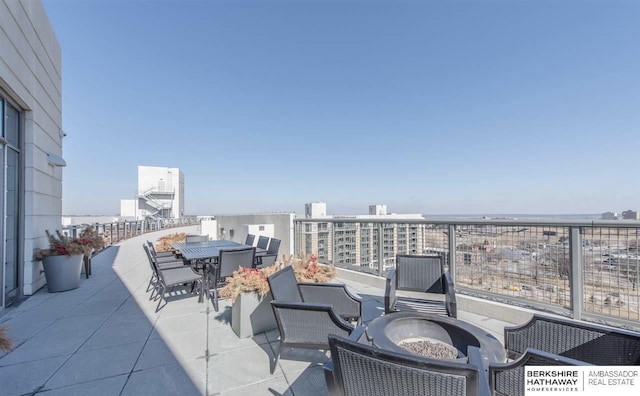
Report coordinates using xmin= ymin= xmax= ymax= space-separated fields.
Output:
xmin=1 ymin=95 xmax=21 ymax=307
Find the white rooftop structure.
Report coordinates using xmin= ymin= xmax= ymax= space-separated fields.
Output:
xmin=120 ymin=166 xmax=185 ymax=221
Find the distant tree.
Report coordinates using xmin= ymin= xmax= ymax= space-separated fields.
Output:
xmin=627 ymin=262 xmax=638 ymax=291
xmin=544 ymin=248 xmax=570 ymax=281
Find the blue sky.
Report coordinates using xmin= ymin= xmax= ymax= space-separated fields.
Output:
xmin=42 ymin=0 xmax=640 ymax=216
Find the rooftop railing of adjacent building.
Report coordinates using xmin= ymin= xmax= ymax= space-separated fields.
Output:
xmin=294 ymin=217 xmax=640 ymax=329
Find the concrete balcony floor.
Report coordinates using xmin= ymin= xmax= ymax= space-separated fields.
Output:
xmin=0 ymin=226 xmax=510 ymax=396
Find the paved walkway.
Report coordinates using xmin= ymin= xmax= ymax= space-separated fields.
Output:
xmin=0 ymin=226 xmax=508 ymax=396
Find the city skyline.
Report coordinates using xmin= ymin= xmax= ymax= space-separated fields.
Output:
xmin=42 ymin=1 xmax=640 ymax=216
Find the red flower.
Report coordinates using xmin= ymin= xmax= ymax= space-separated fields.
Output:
xmin=53 ymin=244 xmax=67 ymax=255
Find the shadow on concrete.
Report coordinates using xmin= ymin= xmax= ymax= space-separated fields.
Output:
xmin=0 ymin=236 xmax=205 ymax=395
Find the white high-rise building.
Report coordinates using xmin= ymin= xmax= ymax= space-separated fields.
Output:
xmin=120 ymin=166 xmax=185 ymax=220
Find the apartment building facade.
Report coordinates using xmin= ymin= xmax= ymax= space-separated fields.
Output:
xmin=298 ymin=203 xmax=426 ymax=269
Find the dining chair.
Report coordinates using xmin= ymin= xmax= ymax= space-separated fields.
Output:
xmin=146 ymin=240 xmax=176 ymax=258
xmin=245 ymin=234 xmax=256 ymax=246
xmin=210 ymin=247 xmax=256 ymax=311
xmin=255 ymin=237 xmax=281 ymax=268
xmin=144 ymin=244 xmax=201 ymax=312
xmin=256 ymin=236 xmax=270 ymax=250
xmin=143 ymin=244 xmax=186 ymax=294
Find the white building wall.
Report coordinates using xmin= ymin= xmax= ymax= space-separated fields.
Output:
xmin=200 ymin=219 xmax=218 ymax=240
xmin=369 ymin=204 xmax=387 ymax=215
xmin=243 ymin=224 xmax=274 ymax=242
xmin=215 ymin=214 xmax=295 ymax=255
xmin=305 ymin=202 xmax=326 ymax=218
xmin=120 ymin=199 xmax=137 ymax=218
xmin=1 ymin=0 xmax=63 ymax=296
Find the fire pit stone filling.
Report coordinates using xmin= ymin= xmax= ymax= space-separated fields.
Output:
xmin=398 ymin=337 xmax=459 ymax=360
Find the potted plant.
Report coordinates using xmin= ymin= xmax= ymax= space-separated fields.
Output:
xmin=219 ymin=254 xmax=336 ymax=338
xmin=77 ymin=226 xmax=106 ymax=277
xmin=35 ymin=230 xmax=92 ymax=292
xmin=155 ymin=232 xmax=186 ymax=253
xmin=0 ymin=325 xmax=11 ymax=352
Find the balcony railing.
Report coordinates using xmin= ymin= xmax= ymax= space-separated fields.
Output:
xmin=294 ymin=217 xmax=640 ymax=328
xmin=62 ymin=217 xmax=200 ymax=246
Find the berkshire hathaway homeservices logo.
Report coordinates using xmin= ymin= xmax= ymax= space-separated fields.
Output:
xmin=525 ymin=367 xmax=639 ymax=396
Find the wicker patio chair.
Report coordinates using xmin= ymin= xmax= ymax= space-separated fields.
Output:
xmin=255 ymin=237 xmax=281 ymax=268
xmin=489 ymin=347 xmax=592 ymax=396
xmin=325 ymin=334 xmax=491 ymax=396
xmin=504 ymin=314 xmax=640 ymax=365
xmin=185 ymin=234 xmax=209 ymax=243
xmin=210 ymin=247 xmax=256 ymax=312
xmin=245 ymin=234 xmax=256 ymax=246
xmin=385 ymin=254 xmax=457 ymax=317
xmin=267 ymin=265 xmax=362 ymax=374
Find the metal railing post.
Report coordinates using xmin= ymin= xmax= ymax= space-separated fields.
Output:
xmin=293 ymin=221 xmax=299 ymax=257
xmin=570 ymin=226 xmax=583 ymax=320
xmin=448 ymin=224 xmax=457 ymax=281
xmin=377 ymin=223 xmax=384 ymax=276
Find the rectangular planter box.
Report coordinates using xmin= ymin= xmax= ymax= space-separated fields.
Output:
xmin=231 ymin=291 xmax=277 ymax=338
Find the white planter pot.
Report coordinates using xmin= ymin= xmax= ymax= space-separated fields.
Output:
xmin=41 ymin=254 xmax=84 ymax=292
xmin=231 ymin=291 xmax=276 ymax=338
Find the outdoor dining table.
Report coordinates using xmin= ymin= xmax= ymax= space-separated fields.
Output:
xmin=172 ymin=240 xmax=265 ymax=303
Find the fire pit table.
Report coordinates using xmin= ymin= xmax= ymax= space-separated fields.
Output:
xmin=366 ymin=312 xmax=506 ymax=369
